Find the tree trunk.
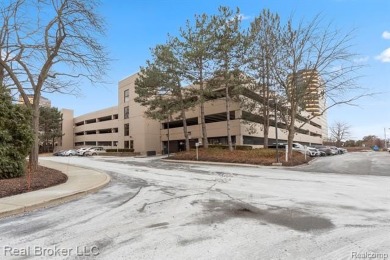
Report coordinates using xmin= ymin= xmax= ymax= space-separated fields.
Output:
xmin=29 ymin=103 xmax=40 ymax=171
xmin=263 ymin=57 xmax=271 ymax=148
xmin=199 ymin=71 xmax=208 ymax=148
xmin=200 ymin=101 xmax=208 ymax=148
xmin=263 ymin=83 xmax=270 ymax=148
xmin=181 ymin=109 xmax=190 ymax=151
xmin=176 ymin=85 xmax=190 ymax=151
xmin=225 ymin=84 xmax=233 ymax=151
xmin=287 ymin=107 xmax=297 ymax=162
xmin=263 ymin=118 xmax=269 ymax=147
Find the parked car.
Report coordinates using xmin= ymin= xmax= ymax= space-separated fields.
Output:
xmin=76 ymin=147 xmax=90 ymax=156
xmin=307 ymin=147 xmax=321 ymax=157
xmin=307 ymin=147 xmax=326 ymax=157
xmin=53 ymin=150 xmax=65 ymax=156
xmin=89 ymin=146 xmax=104 ymax=152
xmin=338 ymin=148 xmax=348 ymax=154
xmin=318 ymin=150 xmax=327 ymax=156
xmin=292 ymin=143 xmax=317 ymax=157
xmin=84 ymin=149 xmax=97 ymax=156
xmin=62 ymin=149 xmax=77 ymax=156
xmin=312 ymin=145 xmax=332 ymax=156
xmin=84 ymin=148 xmax=105 ymax=156
xmin=328 ymin=146 xmax=339 ymax=155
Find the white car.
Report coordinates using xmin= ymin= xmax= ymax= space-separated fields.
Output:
xmin=76 ymin=147 xmax=89 ymax=156
xmin=84 ymin=148 xmax=105 ymax=156
xmin=62 ymin=149 xmax=77 ymax=156
xmin=292 ymin=143 xmax=318 ymax=157
xmin=329 ymin=146 xmax=340 ymax=155
xmin=307 ymin=147 xmax=321 ymax=157
xmin=84 ymin=149 xmax=98 ymax=156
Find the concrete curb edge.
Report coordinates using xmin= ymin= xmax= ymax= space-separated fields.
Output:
xmin=0 ymin=163 xmax=110 ymax=219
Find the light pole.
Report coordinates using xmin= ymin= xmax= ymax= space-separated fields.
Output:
xmin=385 ymin=128 xmax=390 ymax=150
xmin=167 ymin=115 xmax=170 ymax=157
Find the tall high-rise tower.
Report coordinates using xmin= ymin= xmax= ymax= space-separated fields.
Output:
xmin=288 ymin=69 xmax=328 ymax=140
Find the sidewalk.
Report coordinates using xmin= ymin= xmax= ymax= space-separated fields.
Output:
xmin=0 ymin=159 xmax=110 ymax=219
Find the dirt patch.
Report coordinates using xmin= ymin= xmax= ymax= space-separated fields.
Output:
xmin=196 ymin=200 xmax=334 ymax=232
xmin=0 ymin=165 xmax=68 ymax=198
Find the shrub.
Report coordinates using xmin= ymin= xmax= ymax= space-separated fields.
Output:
xmin=0 ymin=86 xmax=34 ymax=179
xmin=235 ymin=145 xmax=253 ymax=150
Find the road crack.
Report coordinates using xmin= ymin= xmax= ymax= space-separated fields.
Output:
xmin=117 ymin=187 xmax=143 ymax=207
xmin=137 ymin=192 xmax=207 ymax=212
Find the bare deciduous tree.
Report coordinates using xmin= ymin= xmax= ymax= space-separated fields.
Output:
xmin=271 ymin=15 xmax=368 ymax=161
xmin=329 ymin=121 xmax=351 ymax=146
xmin=0 ymin=0 xmax=109 ymax=170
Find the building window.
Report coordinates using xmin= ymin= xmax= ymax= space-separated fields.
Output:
xmin=124 ymin=123 xmax=129 ymax=136
xmin=124 ymin=141 xmax=130 ymax=149
xmin=97 ymin=141 xmax=112 ymax=146
xmin=124 ymin=106 xmax=129 ymax=119
xmin=243 ymin=136 xmax=263 ymax=145
xmin=124 ymin=89 xmax=129 ymax=102
xmin=130 ymin=140 xmax=134 ymax=149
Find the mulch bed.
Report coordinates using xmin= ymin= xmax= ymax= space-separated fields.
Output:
xmin=167 ymin=148 xmax=312 ymax=166
xmin=0 ymin=166 xmax=68 ymax=198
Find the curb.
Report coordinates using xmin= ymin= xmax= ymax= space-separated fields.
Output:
xmin=160 ymin=158 xmax=285 ymax=168
xmin=160 ymin=158 xmax=313 ymax=168
xmin=0 ymin=161 xmax=110 ymax=219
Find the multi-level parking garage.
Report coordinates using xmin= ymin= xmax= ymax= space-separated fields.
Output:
xmin=72 ymin=106 xmax=119 ymax=149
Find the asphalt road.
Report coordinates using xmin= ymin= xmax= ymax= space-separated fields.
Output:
xmin=0 ymin=152 xmax=389 ymax=259
xmin=293 ymin=151 xmax=390 ymax=176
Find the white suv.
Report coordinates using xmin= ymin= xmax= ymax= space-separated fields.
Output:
xmin=84 ymin=148 xmax=105 ymax=156
xmin=76 ymin=147 xmax=89 ymax=156
xmin=77 ymin=146 xmax=104 ymax=156
xmin=292 ymin=143 xmax=318 ymax=157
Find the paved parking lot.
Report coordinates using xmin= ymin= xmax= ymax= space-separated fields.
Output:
xmin=0 ymin=152 xmax=389 ymax=259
